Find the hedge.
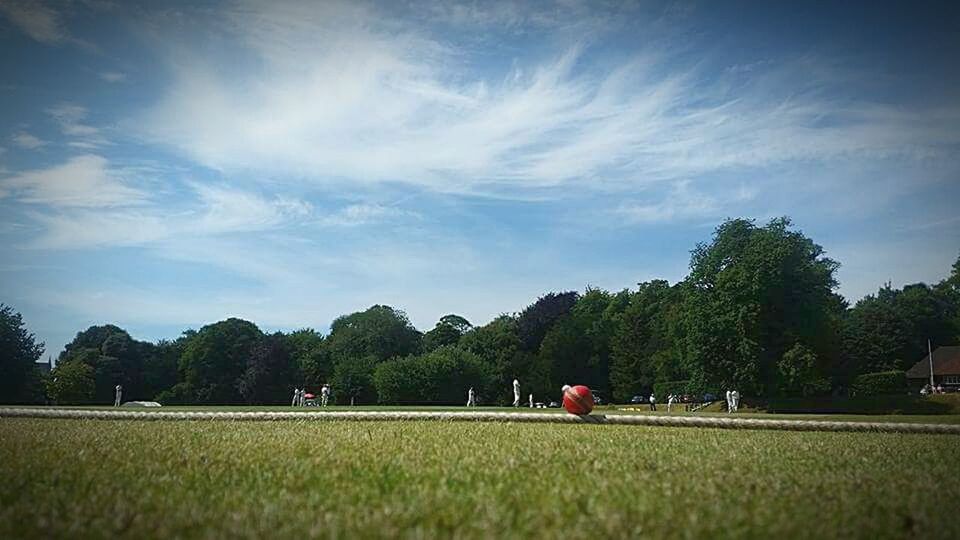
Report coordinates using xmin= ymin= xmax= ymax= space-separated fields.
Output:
xmin=850 ymin=370 xmax=907 ymax=397
xmin=653 ymin=380 xmax=691 ymax=400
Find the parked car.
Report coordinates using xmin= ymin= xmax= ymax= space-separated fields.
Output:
xmin=630 ymin=395 xmax=645 ymax=404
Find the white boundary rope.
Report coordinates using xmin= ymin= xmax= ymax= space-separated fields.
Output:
xmin=2 ymin=408 xmax=959 ymax=435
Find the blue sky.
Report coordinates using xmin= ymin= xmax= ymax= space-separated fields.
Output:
xmin=1 ymin=0 xmax=958 ymax=360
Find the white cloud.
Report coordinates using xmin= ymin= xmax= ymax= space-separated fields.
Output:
xmin=46 ymin=103 xmax=102 ymax=139
xmin=132 ymin=1 xmax=959 ymax=200
xmin=99 ymin=71 xmax=126 ymax=83
xmin=11 ymin=132 xmax=46 ymax=149
xmin=318 ymin=204 xmax=421 ymax=227
xmin=0 ymin=0 xmax=69 ymax=45
xmin=613 ymin=181 xmax=719 ymax=224
xmin=2 ymin=154 xmax=147 ymax=207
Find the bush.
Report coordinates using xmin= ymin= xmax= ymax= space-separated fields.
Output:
xmin=155 ymin=382 xmax=195 ymax=405
xmin=46 ymin=360 xmax=95 ymax=404
xmin=374 ymin=346 xmax=494 ymax=405
xmin=653 ymin=380 xmax=690 ymax=400
xmin=850 ymin=370 xmax=907 ymax=397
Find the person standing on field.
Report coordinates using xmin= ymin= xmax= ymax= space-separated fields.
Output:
xmin=321 ymin=384 xmax=330 ymax=407
xmin=114 ymin=384 xmax=122 ymax=407
xmin=467 ymin=387 xmax=476 ymax=407
xmin=512 ymin=378 xmax=521 ymax=407
xmin=648 ymin=393 xmax=657 ymax=411
xmin=731 ymin=389 xmax=740 ymax=412
xmin=725 ymin=389 xmax=733 ymax=413
xmin=667 ymin=393 xmax=676 ymax=412
xmin=292 ymin=388 xmax=300 ymax=407
xmin=529 ymin=393 xmax=534 ymax=408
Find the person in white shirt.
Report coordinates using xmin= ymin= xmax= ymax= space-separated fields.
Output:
xmin=648 ymin=393 xmax=657 ymax=411
xmin=321 ymin=384 xmax=330 ymax=407
xmin=529 ymin=393 xmax=534 ymax=408
xmin=114 ymin=384 xmax=122 ymax=407
xmin=725 ymin=390 xmax=733 ymax=413
xmin=512 ymin=379 xmax=521 ymax=407
xmin=467 ymin=387 xmax=476 ymax=407
xmin=731 ymin=389 xmax=740 ymax=412
xmin=292 ymin=388 xmax=300 ymax=407
xmin=667 ymin=393 xmax=676 ymax=412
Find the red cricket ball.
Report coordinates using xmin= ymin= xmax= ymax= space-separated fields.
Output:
xmin=562 ymin=384 xmax=595 ymax=415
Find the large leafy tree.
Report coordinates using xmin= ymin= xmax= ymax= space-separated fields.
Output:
xmin=285 ymin=328 xmax=331 ymax=387
xmin=843 ymin=282 xmax=958 ymax=373
xmin=237 ymin=332 xmax=296 ymax=404
xmin=179 ymin=318 xmax=264 ymax=404
xmin=373 ymin=346 xmax=494 ymax=404
xmin=683 ymin=218 xmax=842 ymax=396
xmin=516 ymin=291 xmax=579 ymax=353
xmin=46 ymin=359 xmax=95 ymax=404
xmin=459 ymin=315 xmax=536 ymax=403
xmin=609 ymin=281 xmax=685 ymax=402
xmin=58 ymin=324 xmax=155 ymax=403
xmin=422 ymin=314 xmax=472 ymax=352
xmin=0 ymin=304 xmax=45 ymax=404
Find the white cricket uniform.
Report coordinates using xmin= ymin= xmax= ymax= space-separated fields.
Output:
xmin=114 ymin=385 xmax=122 ymax=407
xmin=512 ymin=379 xmax=520 ymax=407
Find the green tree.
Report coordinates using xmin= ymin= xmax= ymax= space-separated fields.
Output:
xmin=422 ymin=314 xmax=472 ymax=352
xmin=46 ymin=359 xmax=95 ymax=404
xmin=58 ymin=324 xmax=155 ymax=403
xmin=179 ymin=318 xmax=264 ymax=404
xmin=373 ymin=346 xmax=494 ymax=404
xmin=327 ymin=305 xmax=422 ymax=362
xmin=285 ymin=329 xmax=331 ymax=387
xmin=331 ymin=356 xmax=377 ymax=405
xmin=683 ymin=218 xmax=841 ymax=396
xmin=459 ymin=315 xmax=535 ymax=403
xmin=0 ymin=304 xmax=46 ymax=404
xmin=609 ymin=281 xmax=685 ymax=402
xmin=517 ymin=291 xmax=579 ymax=353
xmin=777 ymin=343 xmax=830 ymax=397
xmin=237 ymin=333 xmax=296 ymax=404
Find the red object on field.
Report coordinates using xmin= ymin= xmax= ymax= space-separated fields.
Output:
xmin=304 ymin=393 xmax=315 ymax=399
xmin=562 ymin=385 xmax=595 ymax=415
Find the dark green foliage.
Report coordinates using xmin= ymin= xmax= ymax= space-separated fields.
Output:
xmin=422 ymin=314 xmax=472 ymax=352
xmin=373 ymin=346 xmax=494 ymax=404
xmin=777 ymin=343 xmax=831 ymax=397
xmin=652 ymin=380 xmax=691 ymax=400
xmin=516 ymin=291 xmax=578 ymax=352
xmin=179 ymin=318 xmax=264 ymax=404
xmin=46 ymin=359 xmax=95 ymax=404
xmin=237 ymin=333 xmax=296 ymax=404
xmin=459 ymin=315 xmax=534 ymax=403
xmin=842 ymin=283 xmax=958 ymax=373
xmin=327 ymin=305 xmax=422 ymax=363
xmin=610 ymin=281 xmax=684 ymax=402
xmin=683 ymin=218 xmax=842 ymax=397
xmin=849 ymin=371 xmax=907 ymax=397
xmin=285 ymin=329 xmax=330 ymax=386
xmin=0 ymin=304 xmax=45 ymax=404
xmin=331 ymin=356 xmax=377 ymax=405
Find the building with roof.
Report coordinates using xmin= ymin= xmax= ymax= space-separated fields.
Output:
xmin=905 ymin=346 xmax=960 ymax=390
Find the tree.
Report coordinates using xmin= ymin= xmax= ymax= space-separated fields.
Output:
xmin=516 ymin=292 xmax=579 ymax=353
xmin=331 ymin=356 xmax=377 ymax=405
xmin=237 ymin=333 xmax=296 ymax=404
xmin=326 ymin=305 xmax=422 ymax=363
xmin=682 ymin=218 xmax=841 ymax=396
xmin=58 ymin=324 xmax=155 ymax=403
xmin=285 ymin=329 xmax=331 ymax=387
xmin=777 ymin=343 xmax=830 ymax=397
xmin=459 ymin=315 xmax=535 ymax=403
xmin=422 ymin=314 xmax=472 ymax=352
xmin=179 ymin=318 xmax=264 ymax=404
xmin=373 ymin=346 xmax=494 ymax=404
xmin=609 ymin=281 xmax=685 ymax=402
xmin=46 ymin=359 xmax=95 ymax=404
xmin=0 ymin=304 xmax=46 ymax=404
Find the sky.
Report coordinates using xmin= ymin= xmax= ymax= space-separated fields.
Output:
xmin=1 ymin=0 xmax=959 ymax=361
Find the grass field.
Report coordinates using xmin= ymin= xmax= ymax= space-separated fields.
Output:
xmin=2 ymin=417 xmax=958 ymax=539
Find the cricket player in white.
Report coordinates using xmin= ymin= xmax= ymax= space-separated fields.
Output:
xmin=114 ymin=384 xmax=122 ymax=407
xmin=321 ymin=384 xmax=330 ymax=407
xmin=512 ymin=379 xmax=521 ymax=407
xmin=292 ymin=388 xmax=299 ymax=407
xmin=725 ymin=390 xmax=733 ymax=413
xmin=731 ymin=389 xmax=740 ymax=412
xmin=529 ymin=393 xmax=534 ymax=408
xmin=667 ymin=393 xmax=676 ymax=412
xmin=467 ymin=387 xmax=476 ymax=407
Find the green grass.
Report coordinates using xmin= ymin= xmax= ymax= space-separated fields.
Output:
xmin=2 ymin=418 xmax=958 ymax=539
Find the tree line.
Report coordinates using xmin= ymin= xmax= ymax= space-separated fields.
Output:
xmin=2 ymin=217 xmax=958 ymax=405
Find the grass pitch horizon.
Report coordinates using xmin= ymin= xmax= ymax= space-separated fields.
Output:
xmin=2 ymin=417 xmax=958 ymax=539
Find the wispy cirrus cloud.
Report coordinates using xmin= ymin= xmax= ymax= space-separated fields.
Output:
xmin=1 ymin=154 xmax=146 ymax=207
xmin=11 ymin=131 xmax=46 ymax=149
xmin=132 ymin=0 xmax=960 ymax=200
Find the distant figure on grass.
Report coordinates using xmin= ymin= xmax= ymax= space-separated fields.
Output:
xmin=648 ymin=393 xmax=656 ymax=411
xmin=529 ymin=394 xmax=534 ymax=408
xmin=513 ymin=379 xmax=521 ymax=407
xmin=731 ymin=390 xmax=740 ymax=412
xmin=292 ymin=388 xmax=300 ymax=407
xmin=725 ymin=390 xmax=733 ymax=413
xmin=466 ymin=387 xmax=476 ymax=407
xmin=667 ymin=393 xmax=676 ymax=412
xmin=114 ymin=384 xmax=122 ymax=407
xmin=321 ymin=384 xmax=331 ymax=407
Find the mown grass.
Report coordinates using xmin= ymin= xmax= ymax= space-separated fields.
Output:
xmin=2 ymin=418 xmax=958 ymax=539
